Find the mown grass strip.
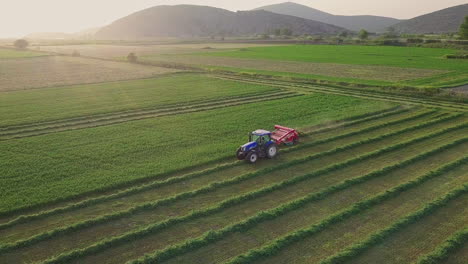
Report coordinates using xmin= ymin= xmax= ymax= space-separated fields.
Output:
xmin=0 ymin=91 xmax=295 ymax=135
xmin=217 ymin=74 xmax=468 ymax=111
xmin=4 ymin=134 xmax=465 ymax=257
xmin=223 ymin=163 xmax=468 ymax=264
xmin=0 ymin=93 xmax=302 ymax=140
xmin=128 ymin=142 xmax=468 ymax=264
xmin=218 ymin=75 xmax=468 ymax=112
xmin=319 ymin=160 xmax=468 ymax=264
xmin=0 ymin=90 xmax=289 ymax=132
xmin=39 ymin=122 xmax=467 ymax=264
xmin=416 ymin=228 xmax=468 ymax=264
xmin=0 ymin=108 xmax=435 ymax=230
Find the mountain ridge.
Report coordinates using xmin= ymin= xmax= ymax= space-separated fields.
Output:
xmin=96 ymin=5 xmax=346 ymax=39
xmin=255 ymin=2 xmax=402 ymax=32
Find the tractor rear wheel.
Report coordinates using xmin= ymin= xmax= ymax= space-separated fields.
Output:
xmin=266 ymin=144 xmax=278 ymax=159
xmin=246 ymin=152 xmax=258 ymax=163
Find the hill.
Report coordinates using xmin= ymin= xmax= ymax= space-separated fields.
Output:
xmin=95 ymin=5 xmax=345 ymax=39
xmin=392 ymin=4 xmax=468 ymax=34
xmin=255 ymin=2 xmax=401 ymax=33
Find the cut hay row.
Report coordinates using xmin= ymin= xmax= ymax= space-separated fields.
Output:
xmin=416 ymin=228 xmax=468 ymax=264
xmin=0 ymin=109 xmax=446 ymax=247
xmin=139 ymin=140 xmax=468 ymax=264
xmin=0 ymin=90 xmax=292 ymax=133
xmin=131 ymin=157 xmax=468 ymax=264
xmin=34 ymin=122 xmax=467 ymax=264
xmin=223 ymin=162 xmax=468 ymax=264
xmin=216 ymin=75 xmax=468 ymax=112
xmin=0 ymin=107 xmax=432 ymax=228
xmin=320 ymin=166 xmax=468 ymax=264
xmin=0 ymin=114 xmax=460 ymax=264
xmin=0 ymin=92 xmax=301 ymax=141
xmin=3 ymin=106 xmax=414 ymax=224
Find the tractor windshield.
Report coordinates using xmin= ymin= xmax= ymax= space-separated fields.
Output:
xmin=250 ymin=134 xmax=261 ymax=142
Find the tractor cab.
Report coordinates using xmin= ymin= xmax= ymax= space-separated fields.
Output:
xmin=236 ymin=129 xmax=278 ymax=163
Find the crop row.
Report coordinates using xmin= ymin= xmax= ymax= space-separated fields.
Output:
xmin=217 ymin=73 xmax=468 ymax=110
xmin=38 ymin=123 xmax=467 ymax=264
xmin=0 ymin=91 xmax=300 ymax=140
xmin=216 ymin=75 xmax=468 ymax=112
xmin=0 ymin=107 xmax=432 ymax=229
xmin=416 ymin=228 xmax=468 ymax=264
xmin=319 ymin=158 xmax=468 ymax=264
xmin=0 ymin=88 xmax=282 ymax=132
xmin=129 ymin=150 xmax=468 ymax=264
xmin=223 ymin=160 xmax=468 ymax=264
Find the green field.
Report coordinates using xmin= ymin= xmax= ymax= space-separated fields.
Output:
xmin=0 ymin=48 xmax=45 ymax=59
xmin=141 ymin=45 xmax=468 ymax=88
xmin=0 ymin=42 xmax=467 ymax=264
xmin=0 ymin=74 xmax=279 ymax=126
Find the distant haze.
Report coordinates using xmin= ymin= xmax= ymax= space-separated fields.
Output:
xmin=1 ymin=0 xmax=467 ymax=38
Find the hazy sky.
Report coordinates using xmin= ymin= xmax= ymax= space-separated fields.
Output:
xmin=1 ymin=0 xmax=467 ymax=37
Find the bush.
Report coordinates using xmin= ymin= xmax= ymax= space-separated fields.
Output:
xmin=13 ymin=39 xmax=29 ymax=49
xmin=424 ymin=39 xmax=442 ymax=44
xmin=406 ymin=38 xmax=424 ymax=44
xmin=127 ymin=52 xmax=138 ymax=63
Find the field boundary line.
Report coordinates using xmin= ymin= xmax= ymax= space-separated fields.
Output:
xmin=0 ymin=106 xmax=415 ymax=220
xmin=416 ymin=228 xmax=468 ymax=264
xmin=129 ymin=157 xmax=468 ymax=264
xmin=0 ymin=109 xmax=443 ymax=231
xmin=37 ymin=122 xmax=467 ymax=264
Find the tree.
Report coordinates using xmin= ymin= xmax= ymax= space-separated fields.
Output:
xmin=127 ymin=52 xmax=137 ymax=63
xmin=273 ymin=28 xmax=282 ymax=36
xmin=384 ymin=26 xmax=398 ymax=38
xmin=14 ymin=39 xmax=29 ymax=49
xmin=338 ymin=31 xmax=348 ymax=38
xmin=281 ymin=28 xmax=292 ymax=36
xmin=459 ymin=16 xmax=468 ymax=40
xmin=359 ymin=29 xmax=369 ymax=40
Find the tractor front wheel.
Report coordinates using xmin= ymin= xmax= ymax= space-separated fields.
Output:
xmin=246 ymin=152 xmax=258 ymax=163
xmin=266 ymin=144 xmax=278 ymax=159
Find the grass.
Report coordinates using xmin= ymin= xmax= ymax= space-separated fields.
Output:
xmin=0 ymin=93 xmax=394 ymax=215
xmin=336 ymin=181 xmax=467 ymax=264
xmin=228 ymin=163 xmax=468 ymax=264
xmin=0 ymin=108 xmax=429 ymax=243
xmin=0 ymin=74 xmax=279 ymax=127
xmin=195 ymin=45 xmax=468 ymax=88
xmin=36 ymin=119 xmax=467 ymax=264
xmin=0 ymin=48 xmax=45 ymax=59
xmin=0 ymin=55 xmax=178 ymax=92
xmin=153 ymin=135 xmax=468 ymax=264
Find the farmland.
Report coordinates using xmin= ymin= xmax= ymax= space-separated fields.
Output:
xmin=140 ymin=45 xmax=468 ymax=88
xmin=0 ymin=56 xmax=177 ymax=91
xmin=0 ymin=48 xmax=45 ymax=59
xmin=0 ymin=40 xmax=467 ymax=264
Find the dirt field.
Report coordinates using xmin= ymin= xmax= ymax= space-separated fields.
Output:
xmin=0 ymin=56 xmax=178 ymax=91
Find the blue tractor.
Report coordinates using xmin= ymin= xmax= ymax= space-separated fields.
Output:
xmin=236 ymin=129 xmax=278 ymax=163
